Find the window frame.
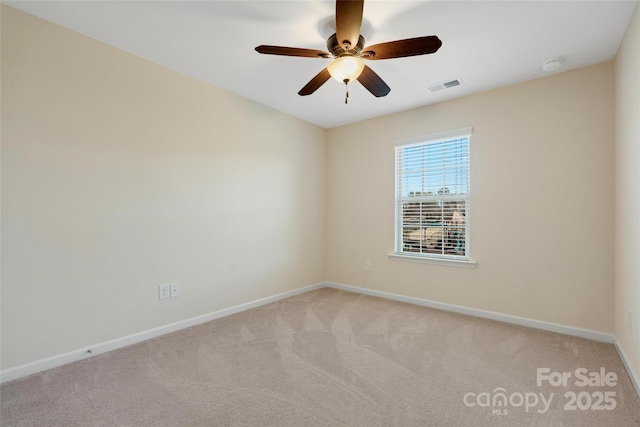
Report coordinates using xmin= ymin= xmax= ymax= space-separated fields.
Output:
xmin=392 ymin=128 xmax=475 ymax=267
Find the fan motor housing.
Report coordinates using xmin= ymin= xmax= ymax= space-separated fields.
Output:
xmin=327 ymin=33 xmax=366 ymax=57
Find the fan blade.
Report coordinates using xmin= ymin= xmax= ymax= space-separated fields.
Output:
xmin=357 ymin=65 xmax=390 ymax=97
xmin=298 ymin=68 xmax=331 ymax=96
xmin=255 ymin=45 xmax=330 ymax=58
xmin=336 ymin=0 xmax=364 ymax=50
xmin=362 ymin=36 xmax=442 ymax=60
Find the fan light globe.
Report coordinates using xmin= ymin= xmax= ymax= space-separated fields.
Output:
xmin=328 ymin=56 xmax=365 ymax=82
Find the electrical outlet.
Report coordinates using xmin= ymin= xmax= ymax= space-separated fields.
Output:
xmin=365 ymin=261 xmax=372 ymax=272
xmin=158 ymin=284 xmax=170 ymax=300
xmin=170 ymin=283 xmax=181 ymax=298
xmin=628 ymin=310 xmax=633 ymax=330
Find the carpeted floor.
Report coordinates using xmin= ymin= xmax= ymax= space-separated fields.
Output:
xmin=1 ymin=287 xmax=639 ymax=426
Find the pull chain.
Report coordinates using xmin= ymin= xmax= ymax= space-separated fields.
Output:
xmin=344 ymin=79 xmax=349 ymax=104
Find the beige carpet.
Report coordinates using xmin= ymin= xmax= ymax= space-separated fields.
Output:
xmin=1 ymin=288 xmax=639 ymax=426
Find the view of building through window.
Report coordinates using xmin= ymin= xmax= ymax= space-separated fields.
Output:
xmin=395 ymin=133 xmax=470 ymax=259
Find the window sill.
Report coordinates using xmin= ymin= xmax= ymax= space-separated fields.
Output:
xmin=388 ymin=253 xmax=477 ymax=268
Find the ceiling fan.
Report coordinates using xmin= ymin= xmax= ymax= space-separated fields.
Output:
xmin=255 ymin=0 xmax=442 ymax=103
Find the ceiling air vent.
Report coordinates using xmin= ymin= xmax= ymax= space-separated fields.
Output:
xmin=427 ymin=79 xmax=463 ymax=93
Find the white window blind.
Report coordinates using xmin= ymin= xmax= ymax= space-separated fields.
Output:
xmin=395 ymin=129 xmax=471 ymax=260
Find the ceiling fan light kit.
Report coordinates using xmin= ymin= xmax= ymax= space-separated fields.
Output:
xmin=327 ymin=56 xmax=365 ymax=82
xmin=255 ymin=0 xmax=442 ymax=103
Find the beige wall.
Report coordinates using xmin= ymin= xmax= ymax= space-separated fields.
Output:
xmin=327 ymin=62 xmax=615 ymax=333
xmin=1 ymin=6 xmax=326 ymax=369
xmin=615 ymin=4 xmax=640 ymax=380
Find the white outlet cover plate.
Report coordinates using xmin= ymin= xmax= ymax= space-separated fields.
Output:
xmin=159 ymin=284 xmax=170 ymax=300
xmin=170 ymin=283 xmax=181 ymax=297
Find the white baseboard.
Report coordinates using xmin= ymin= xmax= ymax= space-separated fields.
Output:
xmin=325 ymin=281 xmax=614 ymax=343
xmin=614 ymin=338 xmax=640 ymax=398
xmin=0 ymin=282 xmax=325 ymax=384
xmin=3 ymin=280 xmax=629 ymax=388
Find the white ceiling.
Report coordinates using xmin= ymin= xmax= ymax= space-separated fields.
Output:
xmin=6 ymin=0 xmax=638 ymax=129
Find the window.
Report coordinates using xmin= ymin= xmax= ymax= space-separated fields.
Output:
xmin=394 ymin=128 xmax=471 ymax=261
